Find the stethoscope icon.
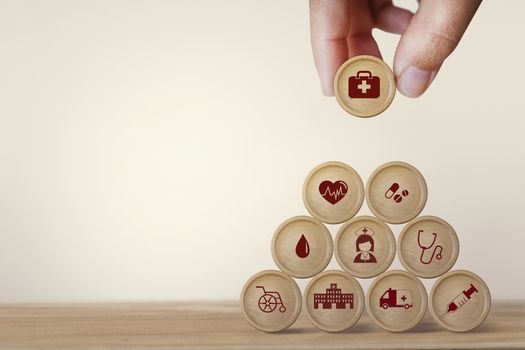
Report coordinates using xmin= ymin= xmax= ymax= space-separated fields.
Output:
xmin=417 ymin=229 xmax=443 ymax=264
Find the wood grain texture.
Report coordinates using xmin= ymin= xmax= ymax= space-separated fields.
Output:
xmin=333 ymin=55 xmax=396 ymax=118
xmin=398 ymin=216 xmax=459 ymax=279
xmin=335 ymin=215 xmax=396 ymax=278
xmin=241 ymin=270 xmax=302 ymax=332
xmin=429 ymin=270 xmax=491 ymax=332
xmin=303 ymin=161 xmax=364 ymax=224
xmin=303 ymin=270 xmax=364 ymax=332
xmin=271 ymin=216 xmax=332 ymax=278
xmin=366 ymin=161 xmax=428 ymax=224
xmin=366 ymin=270 xmax=428 ymax=332
xmin=0 ymin=301 xmax=524 ymax=349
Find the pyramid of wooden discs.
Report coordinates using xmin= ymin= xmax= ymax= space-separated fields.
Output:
xmin=240 ymin=161 xmax=490 ymax=334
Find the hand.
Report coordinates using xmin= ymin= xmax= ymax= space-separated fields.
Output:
xmin=310 ymin=0 xmax=481 ymax=97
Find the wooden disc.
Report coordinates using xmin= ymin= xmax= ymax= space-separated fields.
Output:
xmin=334 ymin=215 xmax=396 ymax=278
xmin=398 ymin=216 xmax=459 ymax=278
xmin=429 ymin=270 xmax=491 ymax=332
xmin=303 ymin=270 xmax=364 ymax=332
xmin=366 ymin=161 xmax=428 ymax=224
xmin=271 ymin=216 xmax=333 ymax=278
xmin=303 ymin=161 xmax=364 ymax=224
xmin=366 ymin=270 xmax=428 ymax=332
xmin=240 ymin=270 xmax=302 ymax=332
xmin=333 ymin=55 xmax=396 ymax=118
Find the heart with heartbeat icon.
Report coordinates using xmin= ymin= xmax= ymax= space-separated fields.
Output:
xmin=319 ymin=180 xmax=348 ymax=205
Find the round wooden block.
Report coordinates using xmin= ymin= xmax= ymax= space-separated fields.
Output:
xmin=303 ymin=270 xmax=364 ymax=332
xmin=366 ymin=161 xmax=428 ymax=224
xmin=333 ymin=55 xmax=396 ymax=118
xmin=334 ymin=215 xmax=396 ymax=278
xmin=271 ymin=216 xmax=333 ymax=278
xmin=366 ymin=270 xmax=428 ymax=332
xmin=398 ymin=216 xmax=459 ymax=278
xmin=429 ymin=270 xmax=491 ymax=332
xmin=240 ymin=270 xmax=302 ymax=332
xmin=303 ymin=161 xmax=364 ymax=224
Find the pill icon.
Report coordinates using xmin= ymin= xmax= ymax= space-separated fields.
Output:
xmin=384 ymin=183 xmax=409 ymax=204
xmin=384 ymin=183 xmax=399 ymax=199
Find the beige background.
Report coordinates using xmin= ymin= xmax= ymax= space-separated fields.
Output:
xmin=0 ymin=0 xmax=523 ymax=302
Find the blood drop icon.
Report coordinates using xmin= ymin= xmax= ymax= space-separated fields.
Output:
xmin=295 ymin=234 xmax=310 ymax=258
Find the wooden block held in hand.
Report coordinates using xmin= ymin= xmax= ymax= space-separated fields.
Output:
xmin=334 ymin=55 xmax=396 ymax=118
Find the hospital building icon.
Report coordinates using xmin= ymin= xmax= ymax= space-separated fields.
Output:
xmin=313 ymin=283 xmax=354 ymax=309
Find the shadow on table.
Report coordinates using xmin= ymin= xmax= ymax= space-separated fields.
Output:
xmin=283 ymin=316 xmax=497 ymax=335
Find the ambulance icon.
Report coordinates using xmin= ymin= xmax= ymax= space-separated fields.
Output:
xmin=379 ymin=288 xmax=413 ymax=310
xmin=348 ymin=71 xmax=380 ymax=99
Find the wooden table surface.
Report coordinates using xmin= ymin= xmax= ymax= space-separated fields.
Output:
xmin=0 ymin=301 xmax=524 ymax=349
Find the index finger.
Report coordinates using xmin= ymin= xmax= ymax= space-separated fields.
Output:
xmin=310 ymin=0 xmax=352 ymax=96
xmin=310 ymin=0 xmax=381 ymax=96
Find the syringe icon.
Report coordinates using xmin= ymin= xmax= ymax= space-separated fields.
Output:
xmin=444 ymin=284 xmax=478 ymax=315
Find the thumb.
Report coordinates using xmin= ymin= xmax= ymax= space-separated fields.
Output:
xmin=393 ymin=0 xmax=481 ymax=98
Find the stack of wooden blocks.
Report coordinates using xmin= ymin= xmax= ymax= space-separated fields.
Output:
xmin=241 ymin=161 xmax=490 ymax=333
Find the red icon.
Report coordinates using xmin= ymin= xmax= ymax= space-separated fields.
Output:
xmin=444 ymin=284 xmax=478 ymax=315
xmin=295 ymin=234 xmax=310 ymax=258
xmin=319 ymin=180 xmax=348 ymax=205
xmin=348 ymin=71 xmax=380 ymax=98
xmin=379 ymin=288 xmax=413 ymax=310
xmin=417 ymin=230 xmax=443 ymax=264
xmin=314 ymin=283 xmax=354 ymax=309
xmin=256 ymin=286 xmax=286 ymax=313
xmin=385 ymin=183 xmax=409 ymax=203
xmin=354 ymin=227 xmax=377 ymax=263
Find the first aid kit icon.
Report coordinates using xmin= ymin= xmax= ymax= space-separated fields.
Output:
xmin=348 ymin=71 xmax=380 ymax=98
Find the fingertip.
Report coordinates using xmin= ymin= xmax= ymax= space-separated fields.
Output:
xmin=392 ymin=0 xmax=480 ymax=97
xmin=396 ymin=66 xmax=437 ymax=98
xmin=317 ymin=61 xmax=338 ymax=96
xmin=322 ymin=85 xmax=334 ymax=97
xmin=314 ymin=45 xmax=348 ymax=97
xmin=314 ymin=57 xmax=338 ymax=97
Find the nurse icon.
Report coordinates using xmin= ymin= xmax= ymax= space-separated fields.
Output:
xmin=354 ymin=227 xmax=377 ymax=264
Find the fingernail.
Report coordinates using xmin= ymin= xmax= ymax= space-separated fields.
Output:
xmin=397 ymin=66 xmax=436 ymax=98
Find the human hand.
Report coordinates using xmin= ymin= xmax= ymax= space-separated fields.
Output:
xmin=310 ymin=0 xmax=481 ymax=97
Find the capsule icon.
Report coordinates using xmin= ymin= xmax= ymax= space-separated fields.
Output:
xmin=384 ymin=183 xmax=399 ymax=199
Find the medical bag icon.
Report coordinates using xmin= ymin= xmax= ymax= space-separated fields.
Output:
xmin=348 ymin=71 xmax=380 ymax=98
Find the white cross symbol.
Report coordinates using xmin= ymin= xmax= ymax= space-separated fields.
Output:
xmin=357 ymin=79 xmax=371 ymax=93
